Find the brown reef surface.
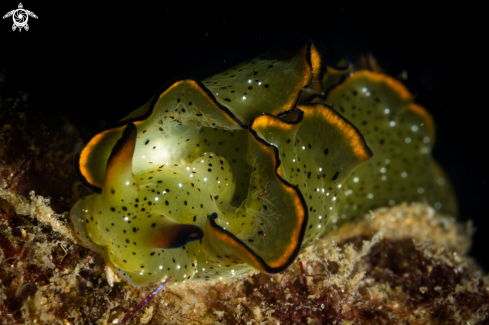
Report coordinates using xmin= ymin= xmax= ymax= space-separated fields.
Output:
xmin=1 ymin=94 xmax=488 ymax=325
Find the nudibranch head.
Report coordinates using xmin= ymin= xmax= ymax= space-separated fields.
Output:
xmin=71 ymin=41 xmax=455 ymax=286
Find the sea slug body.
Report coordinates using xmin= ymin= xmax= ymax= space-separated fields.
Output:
xmin=71 ymin=41 xmax=455 ymax=286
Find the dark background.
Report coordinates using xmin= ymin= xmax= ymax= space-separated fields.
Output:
xmin=1 ymin=4 xmax=487 ymax=268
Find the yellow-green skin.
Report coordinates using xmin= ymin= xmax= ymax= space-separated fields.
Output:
xmin=327 ymin=71 xmax=456 ymax=225
xmin=71 ymin=42 xmax=455 ymax=287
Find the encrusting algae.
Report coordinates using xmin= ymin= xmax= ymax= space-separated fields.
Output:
xmin=0 ymin=42 xmax=487 ymax=324
xmin=1 ymin=184 xmax=486 ymax=324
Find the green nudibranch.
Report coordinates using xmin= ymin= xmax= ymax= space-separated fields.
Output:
xmin=71 ymin=41 xmax=455 ymax=286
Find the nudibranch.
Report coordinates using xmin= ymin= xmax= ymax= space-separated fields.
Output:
xmin=71 ymin=41 xmax=455 ymax=286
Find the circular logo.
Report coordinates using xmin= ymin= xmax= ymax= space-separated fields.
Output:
xmin=13 ymin=9 xmax=28 ymax=28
